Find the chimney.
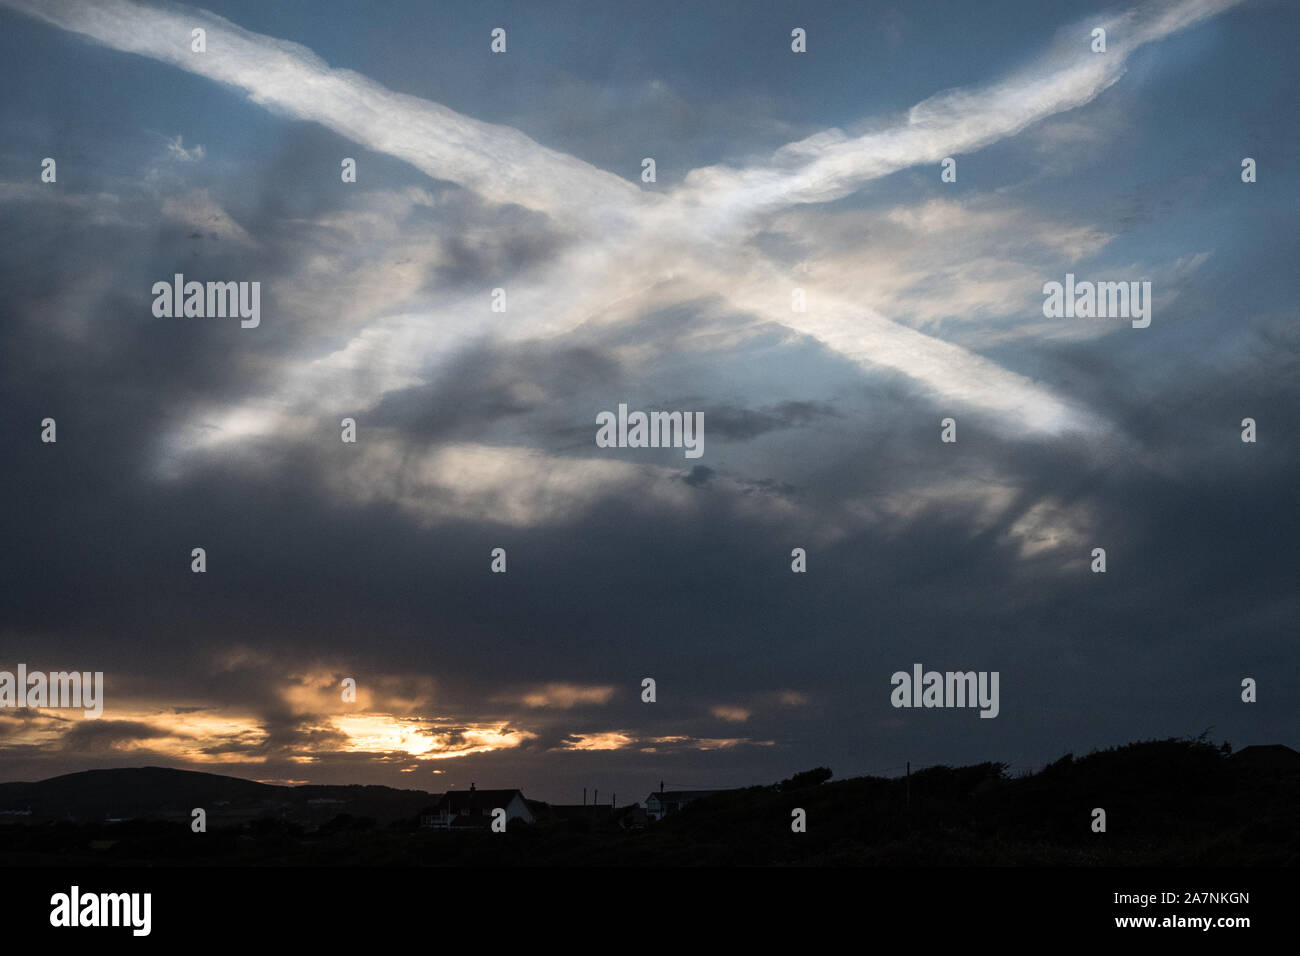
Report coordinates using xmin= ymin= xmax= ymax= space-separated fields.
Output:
xmin=659 ymin=780 xmax=664 ymax=794
xmin=594 ymin=789 xmax=598 ymax=805
xmin=612 ymin=792 xmax=616 ymax=809
xmin=470 ymin=782 xmax=476 ymax=793
xmin=583 ymin=787 xmax=587 ymax=806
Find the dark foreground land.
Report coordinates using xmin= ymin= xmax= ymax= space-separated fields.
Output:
xmin=1 ymin=737 xmax=1296 ymax=866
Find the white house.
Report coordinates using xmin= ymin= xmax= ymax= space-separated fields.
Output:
xmin=420 ymin=784 xmax=534 ymax=829
xmin=644 ymin=789 xmax=724 ymax=822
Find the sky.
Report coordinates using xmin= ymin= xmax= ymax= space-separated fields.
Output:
xmin=0 ymin=0 xmax=1295 ymax=804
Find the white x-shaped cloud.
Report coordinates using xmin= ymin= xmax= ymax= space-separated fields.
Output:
xmin=4 ymin=0 xmax=1244 ymax=466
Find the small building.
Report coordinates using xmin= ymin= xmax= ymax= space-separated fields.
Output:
xmin=1231 ymin=744 xmax=1300 ymax=773
xmin=420 ymin=784 xmax=534 ymax=829
xmin=644 ymin=789 xmax=723 ymax=822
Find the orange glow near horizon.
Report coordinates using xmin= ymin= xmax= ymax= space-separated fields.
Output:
xmin=1 ymin=665 xmax=781 ymax=777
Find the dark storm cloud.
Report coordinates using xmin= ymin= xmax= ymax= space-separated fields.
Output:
xmin=0 ymin=0 xmax=1294 ymax=803
xmin=425 ymin=202 xmax=576 ymax=294
xmin=680 ymin=465 xmax=714 ymax=487
xmin=369 ymin=342 xmax=621 ymax=440
xmin=3 ymin=163 xmax=1296 ymax=796
xmin=58 ymin=720 xmax=172 ymax=752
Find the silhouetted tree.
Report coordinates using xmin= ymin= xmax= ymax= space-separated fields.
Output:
xmin=779 ymin=768 xmax=832 ymax=790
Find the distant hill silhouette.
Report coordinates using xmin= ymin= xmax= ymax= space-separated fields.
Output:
xmin=0 ymin=767 xmax=276 ymax=820
xmin=2 ymin=738 xmax=1296 ymax=865
xmin=0 ymin=766 xmax=435 ymax=829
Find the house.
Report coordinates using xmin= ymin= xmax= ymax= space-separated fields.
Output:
xmin=419 ymin=784 xmax=534 ymax=829
xmin=1230 ymin=744 xmax=1300 ymax=772
xmin=644 ymin=788 xmax=724 ymax=821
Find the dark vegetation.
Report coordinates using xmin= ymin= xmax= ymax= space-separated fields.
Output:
xmin=1 ymin=737 xmax=1295 ymax=866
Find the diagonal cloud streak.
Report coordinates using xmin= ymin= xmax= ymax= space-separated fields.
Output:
xmin=675 ymin=0 xmax=1245 ymax=229
xmin=0 ymin=0 xmax=1245 ymax=462
xmin=1 ymin=0 xmax=644 ymax=226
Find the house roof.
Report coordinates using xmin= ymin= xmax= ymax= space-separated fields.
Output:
xmin=1231 ymin=744 xmax=1300 ymax=770
xmin=449 ymin=815 xmax=491 ymax=828
xmin=435 ymin=789 xmax=526 ymax=813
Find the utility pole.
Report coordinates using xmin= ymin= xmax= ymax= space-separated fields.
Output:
xmin=905 ymin=761 xmax=910 ymax=812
